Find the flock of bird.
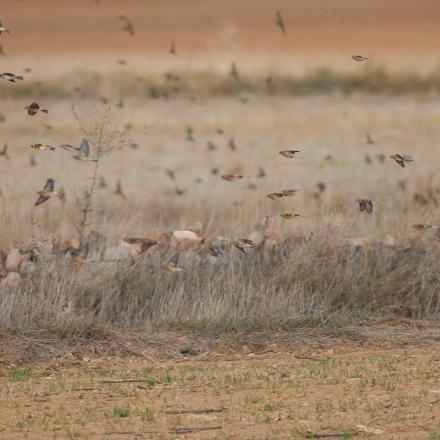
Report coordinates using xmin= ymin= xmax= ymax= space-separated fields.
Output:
xmin=0 ymin=9 xmax=431 ymax=271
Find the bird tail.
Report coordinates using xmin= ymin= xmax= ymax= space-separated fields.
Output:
xmin=15 ymin=76 xmax=24 ymax=81
xmin=41 ymin=109 xmax=49 ymax=114
xmin=50 ymin=146 xmax=56 ymax=151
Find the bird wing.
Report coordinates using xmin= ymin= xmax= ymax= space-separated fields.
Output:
xmin=80 ymin=138 xmax=90 ymax=157
xmin=276 ymin=10 xmax=286 ymax=34
xmin=60 ymin=144 xmax=79 ymax=153
xmin=79 ymin=242 xmax=89 ymax=259
xmin=35 ymin=195 xmax=49 ymax=206
xmin=168 ymin=253 xmax=179 ymax=268
xmin=44 ymin=178 xmax=54 ymax=192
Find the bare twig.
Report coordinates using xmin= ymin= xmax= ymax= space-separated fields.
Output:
xmin=305 ymin=431 xmax=358 ymax=438
xmin=172 ymin=425 xmax=222 ymax=434
xmin=165 ymin=408 xmax=224 ymax=415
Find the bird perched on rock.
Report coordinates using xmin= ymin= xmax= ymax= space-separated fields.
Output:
xmin=0 ymin=72 xmax=23 ymax=82
xmin=25 ymin=102 xmax=48 ymax=116
xmin=357 ymin=198 xmax=373 ymax=214
xmin=35 ymin=178 xmax=57 ymax=206
xmin=390 ymin=154 xmax=413 ymax=168
xmin=30 ymin=143 xmax=56 ymax=151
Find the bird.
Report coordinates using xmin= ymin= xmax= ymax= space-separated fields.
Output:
xmin=376 ymin=154 xmax=386 ymax=163
xmin=222 ymin=174 xmax=249 ymax=182
xmin=0 ymin=72 xmax=23 ymax=82
xmin=316 ymin=182 xmax=326 ymax=193
xmin=30 ymin=143 xmax=56 ymax=151
xmin=0 ymin=143 xmax=9 ymax=159
xmin=58 ymin=186 xmax=66 ymax=203
xmin=165 ymin=169 xmax=176 ymax=181
xmin=228 ymin=137 xmax=237 ymax=151
xmin=412 ymin=224 xmax=433 ymax=231
xmin=216 ymin=127 xmax=224 ymax=135
xmin=169 ymin=41 xmax=176 ymax=55
xmin=35 ymin=178 xmax=57 ymax=206
xmin=116 ymin=59 xmax=127 ymax=66
xmin=280 ymin=213 xmax=300 ymax=219
xmin=186 ymin=126 xmax=194 ymax=142
xmin=279 ymin=149 xmax=300 ymax=158
xmin=0 ymin=22 xmax=10 ymax=34
xmin=365 ymin=132 xmax=375 ymax=145
xmin=165 ymin=252 xmax=182 ymax=272
xmin=30 ymin=156 xmax=37 ymax=167
xmin=357 ymin=198 xmax=373 ymax=214
xmin=390 ymin=154 xmax=413 ymax=168
xmin=364 ymin=153 xmax=372 ymax=164
xmin=267 ymin=192 xmax=288 ymax=201
xmin=275 ymin=10 xmax=286 ymax=35
xmin=118 ymin=16 xmax=134 ymax=36
xmin=207 ymin=141 xmax=217 ymax=151
xmin=352 ymin=55 xmax=369 ymax=62
xmin=25 ymin=102 xmax=48 ymax=116
xmin=71 ymin=139 xmax=97 ymax=161
xmin=257 ymin=167 xmax=266 ymax=178
xmin=229 ymin=62 xmax=240 ymax=82
xmin=115 ymin=180 xmax=126 ymax=198
xmin=233 ymin=239 xmax=256 ymax=254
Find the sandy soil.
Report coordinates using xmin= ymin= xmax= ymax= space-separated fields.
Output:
xmin=1 ymin=324 xmax=440 ymax=439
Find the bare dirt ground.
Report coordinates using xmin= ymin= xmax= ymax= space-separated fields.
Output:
xmin=1 ymin=322 xmax=440 ymax=439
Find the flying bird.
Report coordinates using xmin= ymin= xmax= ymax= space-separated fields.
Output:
xmin=30 ymin=143 xmax=56 ymax=151
xmin=169 ymin=41 xmax=176 ymax=55
xmin=267 ymin=192 xmax=288 ymax=201
xmin=25 ymin=102 xmax=48 ymax=116
xmin=229 ymin=62 xmax=240 ymax=82
xmin=282 ymin=189 xmax=301 ymax=196
xmin=0 ymin=22 xmax=10 ymax=34
xmin=280 ymin=213 xmax=300 ymax=219
xmin=365 ymin=132 xmax=375 ymax=145
xmin=118 ymin=16 xmax=134 ymax=36
xmin=357 ymin=198 xmax=373 ymax=214
xmin=390 ymin=154 xmax=413 ymax=168
xmin=165 ymin=252 xmax=182 ymax=272
xmin=0 ymin=144 xmax=9 ymax=159
xmin=352 ymin=55 xmax=369 ymax=62
xmin=186 ymin=126 xmax=194 ymax=142
xmin=30 ymin=156 xmax=37 ymax=167
xmin=222 ymin=174 xmax=249 ymax=182
xmin=35 ymin=178 xmax=57 ymax=206
xmin=233 ymin=239 xmax=256 ymax=254
xmin=275 ymin=10 xmax=286 ymax=35
xmin=412 ymin=224 xmax=433 ymax=231
xmin=279 ymin=149 xmax=300 ymax=158
xmin=73 ymin=139 xmax=97 ymax=161
xmin=228 ymin=137 xmax=237 ymax=151
xmin=114 ymin=179 xmax=126 ymax=198
xmin=0 ymin=72 xmax=23 ymax=82
xmin=257 ymin=167 xmax=266 ymax=178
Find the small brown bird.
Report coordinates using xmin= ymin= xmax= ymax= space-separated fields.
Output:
xmin=275 ymin=9 xmax=286 ymax=35
xmin=25 ymin=102 xmax=48 ymax=116
xmin=186 ymin=126 xmax=194 ymax=142
xmin=280 ymin=213 xmax=300 ymax=219
xmin=279 ymin=149 xmax=300 ymax=158
xmin=412 ymin=224 xmax=433 ymax=231
xmin=114 ymin=180 xmax=126 ymax=198
xmin=357 ymin=198 xmax=373 ymax=214
xmin=222 ymin=174 xmax=248 ymax=182
xmin=169 ymin=41 xmax=176 ymax=55
xmin=267 ymin=192 xmax=288 ymax=201
xmin=118 ymin=15 xmax=135 ymax=36
xmin=73 ymin=139 xmax=97 ymax=162
xmin=31 ymin=143 xmax=56 ymax=151
xmin=165 ymin=252 xmax=183 ymax=272
xmin=0 ymin=72 xmax=23 ymax=82
xmin=0 ymin=143 xmax=9 ymax=159
xmin=35 ymin=178 xmax=57 ymax=206
xmin=352 ymin=55 xmax=369 ymax=62
xmin=0 ymin=22 xmax=10 ymax=34
xmin=390 ymin=154 xmax=413 ymax=168
xmin=233 ymin=238 xmax=256 ymax=254
xmin=228 ymin=137 xmax=237 ymax=151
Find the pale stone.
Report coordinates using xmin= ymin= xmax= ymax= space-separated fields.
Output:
xmin=5 ymin=248 xmax=23 ymax=272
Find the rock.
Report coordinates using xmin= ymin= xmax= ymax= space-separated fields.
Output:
xmin=1 ymin=271 xmax=21 ymax=288
xmin=103 ymin=246 xmax=133 ymax=263
xmin=173 ymin=230 xmax=201 ymax=242
xmin=5 ymin=248 xmax=23 ymax=272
